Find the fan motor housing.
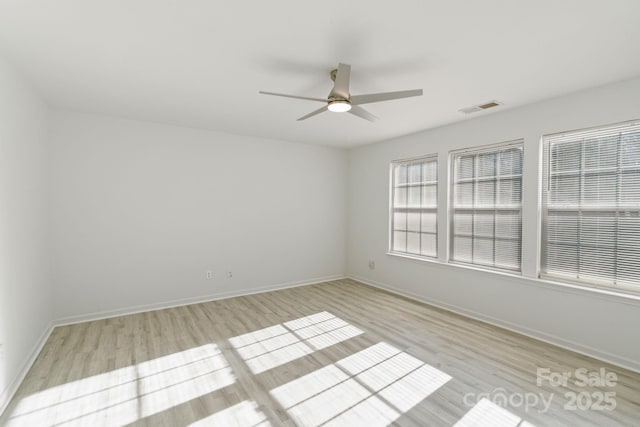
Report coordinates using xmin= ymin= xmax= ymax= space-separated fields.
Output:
xmin=328 ymin=96 xmax=350 ymax=103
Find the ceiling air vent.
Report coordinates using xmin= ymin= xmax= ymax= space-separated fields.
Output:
xmin=459 ymin=100 xmax=502 ymax=114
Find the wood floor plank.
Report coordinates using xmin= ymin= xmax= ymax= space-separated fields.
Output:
xmin=1 ymin=279 xmax=639 ymax=426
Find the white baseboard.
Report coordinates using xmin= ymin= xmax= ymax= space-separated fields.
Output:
xmin=0 ymin=321 xmax=55 ymax=419
xmin=348 ymin=274 xmax=640 ymax=374
xmin=54 ymin=274 xmax=347 ymax=326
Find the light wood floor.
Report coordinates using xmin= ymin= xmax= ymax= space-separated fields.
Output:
xmin=1 ymin=279 xmax=639 ymax=426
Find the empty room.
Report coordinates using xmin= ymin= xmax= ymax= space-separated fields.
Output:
xmin=1 ymin=1 xmax=640 ymax=426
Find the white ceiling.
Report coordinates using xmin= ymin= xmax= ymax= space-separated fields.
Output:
xmin=1 ymin=1 xmax=640 ymax=147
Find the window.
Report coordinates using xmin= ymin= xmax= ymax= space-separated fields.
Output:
xmin=450 ymin=141 xmax=523 ymax=271
xmin=541 ymin=121 xmax=640 ymax=292
xmin=390 ymin=155 xmax=438 ymax=258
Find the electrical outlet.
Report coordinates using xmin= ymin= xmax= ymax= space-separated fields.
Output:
xmin=206 ymin=271 xmax=213 ymax=279
xmin=227 ymin=271 xmax=233 ymax=278
xmin=368 ymin=261 xmax=375 ymax=270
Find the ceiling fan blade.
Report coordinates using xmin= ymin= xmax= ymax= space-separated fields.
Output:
xmin=297 ymin=105 xmax=328 ymax=121
xmin=348 ymin=105 xmax=377 ymax=122
xmin=259 ymin=91 xmax=327 ymax=102
xmin=330 ymin=63 xmax=351 ymax=99
xmin=351 ymin=89 xmax=423 ymax=105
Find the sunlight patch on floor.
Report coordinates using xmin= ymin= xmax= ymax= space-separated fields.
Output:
xmin=454 ymin=398 xmax=536 ymax=427
xmin=5 ymin=344 xmax=234 ymax=426
xmin=338 ymin=342 xmax=451 ymax=412
xmin=270 ymin=342 xmax=451 ymax=427
xmin=229 ymin=311 xmax=364 ymax=374
xmin=188 ymin=400 xmax=272 ymax=427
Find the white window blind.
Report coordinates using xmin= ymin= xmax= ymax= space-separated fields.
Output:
xmin=450 ymin=142 xmax=523 ymax=271
xmin=390 ymin=155 xmax=438 ymax=258
xmin=541 ymin=121 xmax=640 ymax=292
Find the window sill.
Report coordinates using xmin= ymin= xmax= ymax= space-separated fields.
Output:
xmin=386 ymin=251 xmax=640 ymax=306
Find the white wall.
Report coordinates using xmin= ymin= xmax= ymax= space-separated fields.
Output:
xmin=0 ymin=57 xmax=52 ymax=412
xmin=348 ymin=76 xmax=640 ymax=371
xmin=50 ymin=111 xmax=347 ymax=321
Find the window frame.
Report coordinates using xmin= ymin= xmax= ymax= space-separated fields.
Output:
xmin=448 ymin=139 xmax=525 ymax=273
xmin=388 ymin=154 xmax=439 ymax=259
xmin=540 ymin=119 xmax=640 ymax=295
xmin=384 ymin=121 xmax=640 ymax=302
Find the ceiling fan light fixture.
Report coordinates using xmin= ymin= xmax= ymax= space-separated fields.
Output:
xmin=327 ymin=100 xmax=351 ymax=113
xmin=259 ymin=63 xmax=423 ymax=121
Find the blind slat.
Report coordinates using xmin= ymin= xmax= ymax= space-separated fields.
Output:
xmin=451 ymin=142 xmax=524 ymax=271
xmin=541 ymin=121 xmax=640 ymax=291
xmin=391 ymin=155 xmax=438 ymax=258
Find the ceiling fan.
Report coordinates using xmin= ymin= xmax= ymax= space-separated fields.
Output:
xmin=259 ymin=63 xmax=423 ymax=121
